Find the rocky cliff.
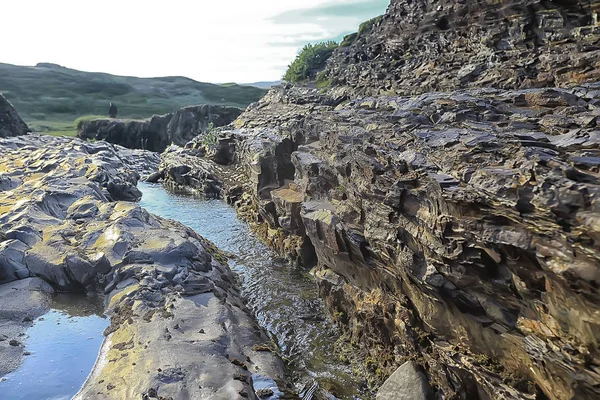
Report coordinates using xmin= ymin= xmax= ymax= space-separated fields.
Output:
xmin=0 ymin=94 xmax=29 ymax=138
xmin=325 ymin=0 xmax=600 ymax=95
xmin=154 ymin=1 xmax=600 ymax=398
xmin=78 ymin=104 xmax=242 ymax=152
xmin=0 ymin=135 xmax=288 ymax=399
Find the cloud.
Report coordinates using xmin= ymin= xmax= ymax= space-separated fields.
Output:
xmin=2 ymin=0 xmax=390 ymax=83
xmin=269 ymin=0 xmax=389 ymax=25
xmin=267 ymin=0 xmax=388 ymax=50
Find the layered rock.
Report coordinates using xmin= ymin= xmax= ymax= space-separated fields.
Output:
xmin=149 ymin=1 xmax=600 ymax=398
xmin=0 ymin=94 xmax=29 ymax=138
xmin=78 ymin=104 xmax=242 ymax=152
xmin=0 ymin=134 xmax=288 ymax=399
xmin=157 ymin=80 xmax=600 ymax=399
xmin=324 ymin=0 xmax=600 ymax=95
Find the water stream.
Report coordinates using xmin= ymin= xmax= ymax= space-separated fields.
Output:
xmin=138 ymin=182 xmax=363 ymax=399
xmin=0 ymin=294 xmax=107 ymax=400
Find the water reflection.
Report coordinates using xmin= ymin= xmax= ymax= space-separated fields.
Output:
xmin=0 ymin=294 xmax=108 ymax=400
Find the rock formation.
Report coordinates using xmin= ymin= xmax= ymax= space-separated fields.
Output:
xmin=325 ymin=0 xmax=600 ymax=95
xmin=0 ymin=134 xmax=288 ymax=399
xmin=0 ymin=94 xmax=29 ymax=138
xmin=78 ymin=104 xmax=242 ymax=152
xmin=159 ymin=81 xmax=600 ymax=399
xmin=154 ymin=1 xmax=600 ymax=398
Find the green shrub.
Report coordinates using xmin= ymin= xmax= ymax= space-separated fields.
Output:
xmin=340 ymin=32 xmax=358 ymax=47
xmin=339 ymin=15 xmax=383 ymax=48
xmin=283 ymin=41 xmax=338 ymax=83
xmin=315 ymin=70 xmax=332 ymax=89
xmin=201 ymin=122 xmax=219 ymax=147
xmin=358 ymin=15 xmax=382 ymax=37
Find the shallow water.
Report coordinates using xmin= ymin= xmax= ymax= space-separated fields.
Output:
xmin=0 ymin=294 xmax=108 ymax=400
xmin=138 ymin=182 xmax=363 ymax=399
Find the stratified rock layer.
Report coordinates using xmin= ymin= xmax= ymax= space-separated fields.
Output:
xmin=0 ymin=94 xmax=29 ymax=138
xmin=78 ymin=104 xmax=242 ymax=152
xmin=159 ymin=81 xmax=600 ymax=399
xmin=325 ymin=0 xmax=600 ymax=95
xmin=0 ymin=135 xmax=287 ymax=399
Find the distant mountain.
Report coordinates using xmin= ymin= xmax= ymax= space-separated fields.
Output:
xmin=0 ymin=62 xmax=267 ymax=134
xmin=244 ymin=81 xmax=281 ymax=89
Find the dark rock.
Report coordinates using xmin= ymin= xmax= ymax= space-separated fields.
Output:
xmin=0 ymin=94 xmax=29 ymax=138
xmin=163 ymin=81 xmax=600 ymax=399
xmin=77 ymin=105 xmax=242 ymax=152
xmin=323 ymin=0 xmax=600 ymax=95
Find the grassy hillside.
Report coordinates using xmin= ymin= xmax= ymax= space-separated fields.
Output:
xmin=0 ymin=63 xmax=267 ymax=135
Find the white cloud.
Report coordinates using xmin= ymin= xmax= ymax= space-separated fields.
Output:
xmin=4 ymin=0 xmax=387 ymax=83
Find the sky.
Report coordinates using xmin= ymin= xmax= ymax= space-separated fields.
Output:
xmin=4 ymin=0 xmax=389 ymax=83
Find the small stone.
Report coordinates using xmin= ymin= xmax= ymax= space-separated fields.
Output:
xmin=256 ymin=388 xmax=274 ymax=398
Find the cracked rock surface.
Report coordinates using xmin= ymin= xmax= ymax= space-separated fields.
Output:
xmin=0 ymin=134 xmax=287 ymax=399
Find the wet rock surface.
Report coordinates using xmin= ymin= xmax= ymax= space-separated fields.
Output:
xmin=0 ymin=134 xmax=287 ymax=399
xmin=0 ymin=94 xmax=29 ymax=138
xmin=158 ymin=80 xmax=600 ymax=399
xmin=324 ymin=0 xmax=600 ymax=96
xmin=78 ymin=104 xmax=242 ymax=152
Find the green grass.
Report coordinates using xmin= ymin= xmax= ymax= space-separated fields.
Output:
xmin=0 ymin=62 xmax=267 ymax=137
xmin=74 ymin=115 xmax=110 ymax=130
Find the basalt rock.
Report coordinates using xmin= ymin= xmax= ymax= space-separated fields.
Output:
xmin=324 ymin=0 xmax=600 ymax=96
xmin=0 ymin=94 xmax=29 ymax=138
xmin=77 ymin=104 xmax=242 ymax=152
xmin=0 ymin=134 xmax=288 ymax=399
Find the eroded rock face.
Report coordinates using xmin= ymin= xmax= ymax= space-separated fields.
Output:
xmin=78 ymin=104 xmax=242 ymax=152
xmin=159 ymin=81 xmax=600 ymax=399
xmin=0 ymin=135 xmax=287 ymax=399
xmin=0 ymin=94 xmax=29 ymax=138
xmin=324 ymin=0 xmax=600 ymax=95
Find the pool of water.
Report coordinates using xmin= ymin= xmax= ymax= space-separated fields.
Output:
xmin=138 ymin=182 xmax=363 ymax=399
xmin=0 ymin=294 xmax=108 ymax=400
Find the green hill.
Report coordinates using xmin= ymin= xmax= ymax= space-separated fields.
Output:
xmin=0 ymin=62 xmax=267 ymax=136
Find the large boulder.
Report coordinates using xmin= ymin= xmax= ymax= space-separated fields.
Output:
xmin=0 ymin=94 xmax=29 ymax=138
xmin=77 ymin=104 xmax=242 ymax=152
xmin=376 ymin=361 xmax=432 ymax=400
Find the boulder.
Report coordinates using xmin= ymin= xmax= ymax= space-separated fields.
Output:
xmin=376 ymin=361 xmax=432 ymax=400
xmin=0 ymin=94 xmax=29 ymax=138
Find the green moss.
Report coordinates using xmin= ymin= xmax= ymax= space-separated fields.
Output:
xmin=473 ymin=354 xmax=504 ymax=374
